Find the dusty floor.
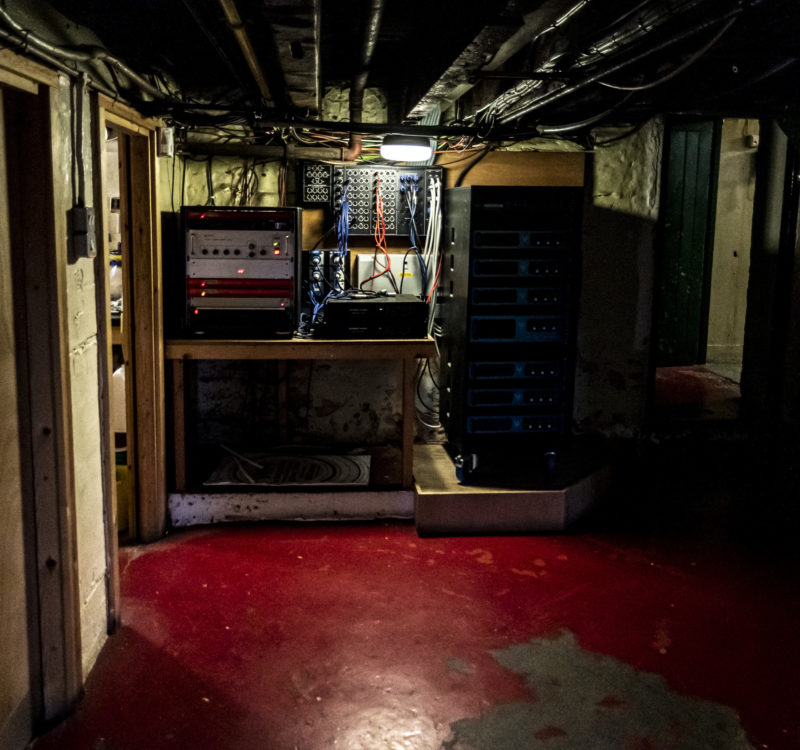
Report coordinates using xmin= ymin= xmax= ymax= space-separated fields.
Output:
xmin=31 ymin=439 xmax=800 ymax=750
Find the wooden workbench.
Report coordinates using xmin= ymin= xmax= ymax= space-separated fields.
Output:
xmin=165 ymin=337 xmax=437 ymax=491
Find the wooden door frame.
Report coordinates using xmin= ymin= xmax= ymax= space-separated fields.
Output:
xmin=95 ymin=96 xmax=166 ymax=546
xmin=2 ymin=66 xmax=82 ymax=725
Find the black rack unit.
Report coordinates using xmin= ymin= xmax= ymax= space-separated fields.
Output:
xmin=182 ymin=205 xmax=301 ymax=338
xmin=438 ymin=186 xmax=583 ymax=480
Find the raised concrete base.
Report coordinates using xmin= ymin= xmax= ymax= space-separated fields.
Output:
xmin=169 ymin=490 xmax=414 ymax=527
xmin=414 ymin=443 xmax=611 ymax=535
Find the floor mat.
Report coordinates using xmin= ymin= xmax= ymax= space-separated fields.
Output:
xmin=203 ymin=452 xmax=371 ymax=487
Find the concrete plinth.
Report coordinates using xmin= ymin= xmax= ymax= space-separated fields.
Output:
xmin=414 ymin=443 xmax=611 ymax=535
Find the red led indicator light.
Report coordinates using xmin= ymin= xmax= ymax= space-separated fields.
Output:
xmin=273 ymin=248 xmax=280 ymax=255
xmin=193 ymin=309 xmax=199 ymax=315
xmin=237 ymin=268 xmax=245 ymax=274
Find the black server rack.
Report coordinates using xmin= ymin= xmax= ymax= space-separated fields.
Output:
xmin=438 ymin=186 xmax=583 ymax=481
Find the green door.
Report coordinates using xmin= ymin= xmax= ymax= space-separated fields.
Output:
xmin=655 ymin=121 xmax=720 ymax=366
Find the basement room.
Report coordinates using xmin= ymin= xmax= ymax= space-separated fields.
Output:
xmin=1 ymin=0 xmax=799 ymax=748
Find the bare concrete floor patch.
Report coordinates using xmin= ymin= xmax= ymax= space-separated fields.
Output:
xmin=443 ymin=631 xmax=754 ymax=750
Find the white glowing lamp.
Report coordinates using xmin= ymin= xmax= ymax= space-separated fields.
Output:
xmin=380 ymin=134 xmax=432 ymax=162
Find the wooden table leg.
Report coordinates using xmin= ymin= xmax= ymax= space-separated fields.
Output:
xmin=401 ymin=357 xmax=416 ymax=489
xmin=172 ymin=359 xmax=187 ymax=492
xmin=277 ymin=360 xmax=288 ymax=443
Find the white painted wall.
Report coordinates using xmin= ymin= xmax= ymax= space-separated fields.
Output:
xmin=0 ymin=92 xmax=33 ymax=750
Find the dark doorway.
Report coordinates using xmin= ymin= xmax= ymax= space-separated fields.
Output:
xmin=653 ymin=119 xmax=758 ymax=423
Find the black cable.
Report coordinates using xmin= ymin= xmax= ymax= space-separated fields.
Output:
xmin=455 ymin=144 xmax=493 ymax=187
xmin=170 ymin=148 xmax=177 ymax=213
xmin=399 ymin=248 xmax=416 ymax=294
xmin=416 ymin=368 xmax=438 ymax=414
xmin=423 ymin=357 xmax=439 ymax=390
xmin=593 ymin=119 xmax=651 ymax=147
xmin=311 ymin=224 xmax=336 ymax=251
xmin=180 ymin=156 xmax=187 ymax=207
xmin=537 ymin=93 xmax=634 ymax=135
xmin=206 ymin=156 xmax=215 ymax=205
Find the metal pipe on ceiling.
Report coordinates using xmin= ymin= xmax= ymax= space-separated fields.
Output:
xmin=218 ymin=0 xmax=272 ymax=104
xmin=475 ymin=0 xmax=726 ymax=125
xmin=498 ymin=5 xmax=746 ymax=125
xmin=342 ymin=0 xmax=385 ymax=161
xmin=0 ymin=4 xmax=164 ymax=99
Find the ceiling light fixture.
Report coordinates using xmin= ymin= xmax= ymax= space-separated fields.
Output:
xmin=380 ymin=134 xmax=432 ymax=162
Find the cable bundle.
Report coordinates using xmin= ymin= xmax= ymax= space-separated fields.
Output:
xmin=360 ymin=176 xmax=397 ymax=291
xmin=400 ymin=175 xmax=429 ymax=299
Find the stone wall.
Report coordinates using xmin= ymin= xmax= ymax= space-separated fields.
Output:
xmin=574 ymin=119 xmax=663 ymax=435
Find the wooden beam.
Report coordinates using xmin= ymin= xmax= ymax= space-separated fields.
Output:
xmin=437 ymin=150 xmax=585 ymax=189
xmin=164 ymin=337 xmax=437 ymax=361
xmin=0 ymin=49 xmax=59 ymax=88
xmin=0 ymin=66 xmax=38 ymax=94
xmin=97 ymin=95 xmax=158 ymax=133
xmin=120 ymin=130 xmax=166 ymax=542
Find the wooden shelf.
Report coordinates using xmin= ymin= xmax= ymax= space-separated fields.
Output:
xmin=164 ymin=337 xmax=436 ymax=361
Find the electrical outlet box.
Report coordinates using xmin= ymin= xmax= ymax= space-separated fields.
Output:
xmin=356 ymin=253 xmax=423 ymax=296
xmin=68 ymin=205 xmax=97 ymax=261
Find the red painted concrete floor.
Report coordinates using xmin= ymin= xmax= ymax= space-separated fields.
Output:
xmin=31 ymin=442 xmax=800 ymax=750
xmin=654 ymin=365 xmax=741 ymax=422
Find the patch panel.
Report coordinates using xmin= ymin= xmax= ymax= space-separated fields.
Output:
xmin=300 ymin=162 xmax=442 ymax=237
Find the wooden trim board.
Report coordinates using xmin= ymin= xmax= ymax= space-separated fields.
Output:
xmin=92 ymin=94 xmax=121 ymax=632
xmin=165 ymin=337 xmax=436 ymax=361
xmin=3 ymin=84 xmax=82 ymax=721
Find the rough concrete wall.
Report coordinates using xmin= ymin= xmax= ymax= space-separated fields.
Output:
xmin=706 ymin=119 xmax=759 ymax=364
xmin=159 ymin=154 xmax=282 ymax=211
xmin=321 ymin=86 xmax=387 ymax=123
xmin=51 ymin=77 xmax=107 ymax=677
xmin=191 ymin=359 xmax=402 ymax=463
xmin=0 ymin=94 xmax=33 ymax=750
xmin=574 ymin=119 xmax=663 ymax=435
